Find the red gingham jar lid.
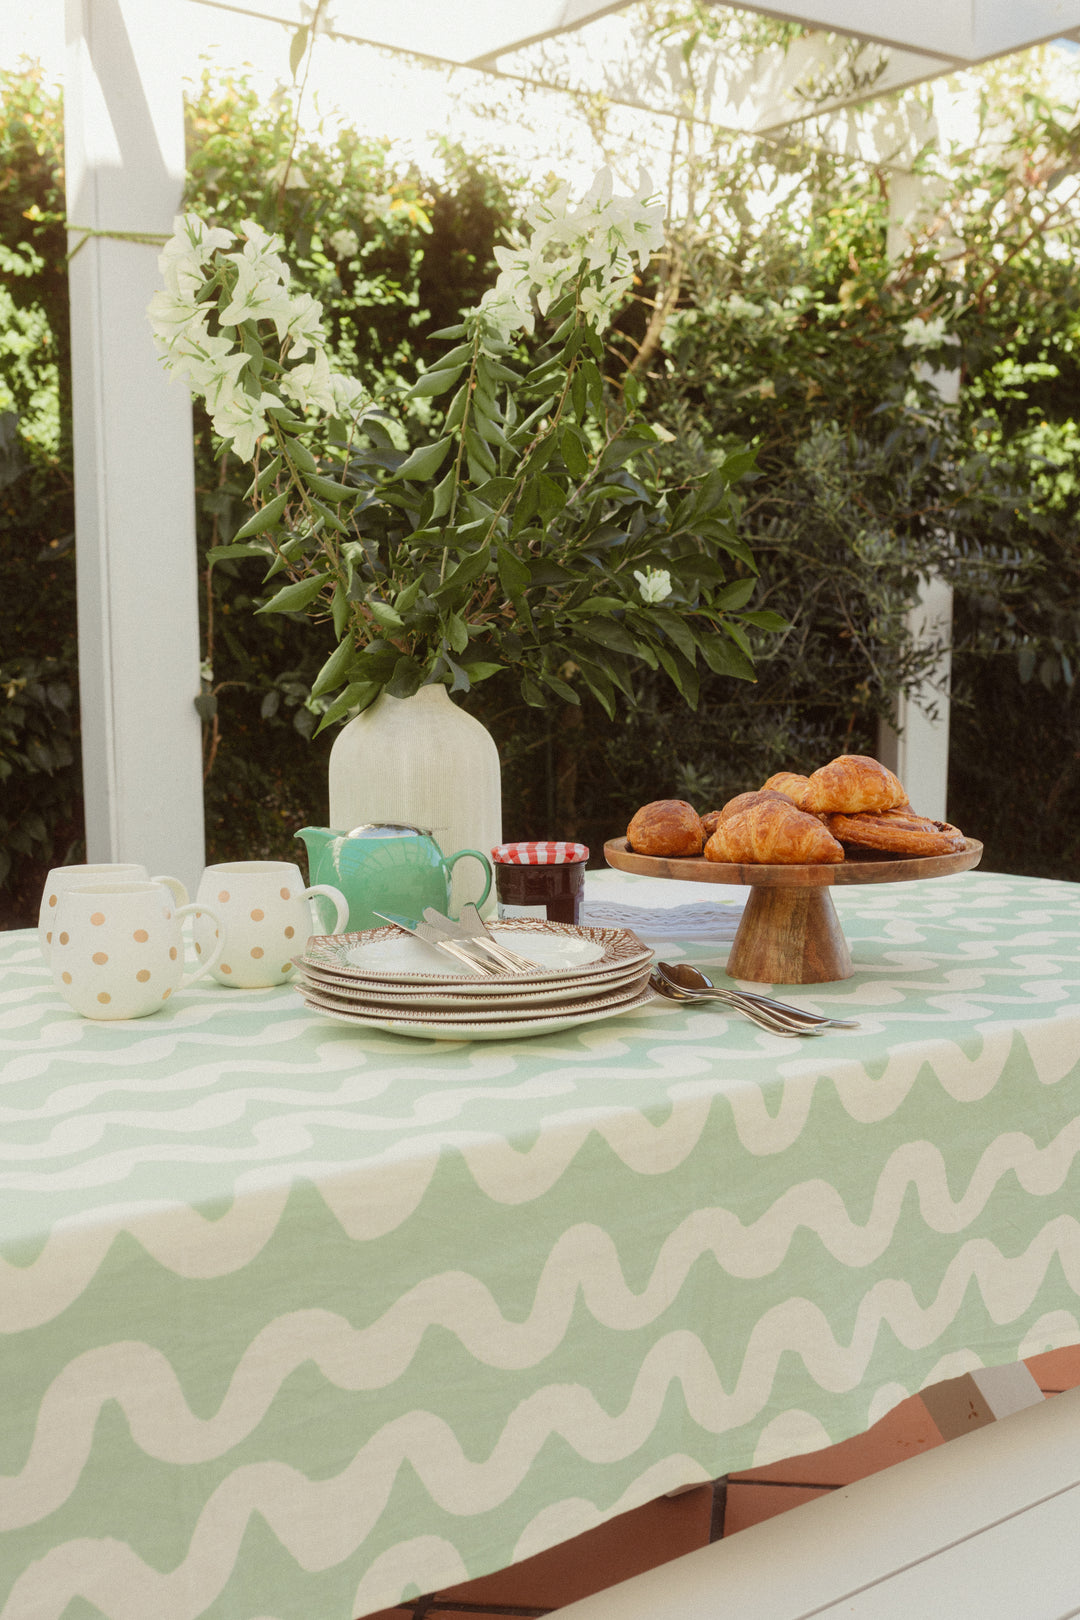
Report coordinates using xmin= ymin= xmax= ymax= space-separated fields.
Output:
xmin=492 ymin=840 xmax=590 ymax=865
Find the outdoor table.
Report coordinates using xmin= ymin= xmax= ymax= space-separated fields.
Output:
xmin=2 ymin=866 xmax=1079 ymax=1620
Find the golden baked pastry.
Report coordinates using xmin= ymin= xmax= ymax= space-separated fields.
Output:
xmin=719 ymin=789 xmax=794 ymax=822
xmin=704 ymin=799 xmax=844 ymax=865
xmin=761 ymin=772 xmax=811 ymax=809
xmin=701 ymin=810 xmax=723 ymax=838
xmin=801 ymin=754 xmax=906 ymax=815
xmin=627 ymin=799 xmax=704 ymax=857
xmin=825 ymin=809 xmax=967 ymax=856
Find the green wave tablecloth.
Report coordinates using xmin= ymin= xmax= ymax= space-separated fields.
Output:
xmin=2 ymin=868 xmax=1080 ymax=1620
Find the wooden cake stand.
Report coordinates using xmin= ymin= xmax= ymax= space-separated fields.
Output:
xmin=603 ymin=836 xmax=984 ymax=984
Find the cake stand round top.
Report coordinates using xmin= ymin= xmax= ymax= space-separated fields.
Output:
xmin=603 ymin=836 xmax=983 ymax=889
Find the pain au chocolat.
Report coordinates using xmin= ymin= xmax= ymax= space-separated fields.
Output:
xmin=824 ymin=808 xmax=967 ymax=856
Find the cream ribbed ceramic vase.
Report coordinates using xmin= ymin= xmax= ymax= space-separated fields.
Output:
xmin=327 ymin=685 xmax=502 ymax=916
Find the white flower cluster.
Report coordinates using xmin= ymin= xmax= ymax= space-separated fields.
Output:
xmin=634 ymin=567 xmax=672 ymax=604
xmin=900 ymin=314 xmax=951 ymax=350
xmin=148 ymin=214 xmax=367 ymax=459
xmin=479 ymin=167 xmax=665 ymax=342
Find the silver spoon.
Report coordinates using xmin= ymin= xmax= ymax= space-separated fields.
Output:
xmin=657 ymin=962 xmax=860 ymax=1029
xmin=648 ymin=970 xmax=818 ymax=1037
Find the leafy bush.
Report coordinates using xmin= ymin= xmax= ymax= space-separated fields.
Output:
xmin=5 ymin=40 xmax=1080 ymax=923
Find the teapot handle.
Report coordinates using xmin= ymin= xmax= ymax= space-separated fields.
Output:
xmin=443 ymin=849 xmax=493 ymax=913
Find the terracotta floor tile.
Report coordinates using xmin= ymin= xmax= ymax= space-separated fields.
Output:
xmin=722 ymin=1481 xmax=833 ymax=1536
xmin=434 ymin=1486 xmax=714 ymax=1612
xmin=1026 ymin=1344 xmax=1080 ymax=1393
xmin=730 ymin=1393 xmax=942 ymax=1487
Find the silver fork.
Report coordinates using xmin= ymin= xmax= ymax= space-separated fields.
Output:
xmin=422 ymin=904 xmax=543 ymax=973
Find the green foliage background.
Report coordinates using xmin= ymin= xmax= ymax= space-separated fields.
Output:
xmin=3 ymin=38 xmax=1080 ymax=925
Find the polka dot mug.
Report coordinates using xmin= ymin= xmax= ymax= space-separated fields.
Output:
xmin=50 ymin=882 xmax=223 ymax=1020
xmin=192 ymin=861 xmax=349 ymax=988
xmin=38 ymin=863 xmax=188 ymax=963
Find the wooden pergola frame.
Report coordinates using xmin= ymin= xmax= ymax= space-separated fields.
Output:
xmin=62 ymin=0 xmax=1080 ymax=889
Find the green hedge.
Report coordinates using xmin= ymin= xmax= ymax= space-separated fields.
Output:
xmin=4 ymin=54 xmax=1080 ymax=926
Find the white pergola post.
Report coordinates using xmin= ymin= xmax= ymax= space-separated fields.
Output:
xmin=64 ymin=0 xmax=206 ymax=895
xmin=877 ymin=170 xmax=955 ymax=821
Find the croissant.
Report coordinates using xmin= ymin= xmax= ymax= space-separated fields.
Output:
xmin=719 ymin=789 xmax=795 ymax=822
xmin=800 ymin=754 xmax=907 ymax=815
xmin=825 ymin=809 xmax=967 ymax=856
xmin=627 ymin=799 xmax=704 ymax=857
xmin=704 ymin=799 xmax=844 ymax=865
xmin=761 ymin=772 xmax=811 ymax=809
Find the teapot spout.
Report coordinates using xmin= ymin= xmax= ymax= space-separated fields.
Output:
xmin=295 ymin=826 xmax=332 ymax=859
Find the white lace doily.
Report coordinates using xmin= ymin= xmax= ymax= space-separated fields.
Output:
xmin=580 ymin=900 xmax=744 ymax=942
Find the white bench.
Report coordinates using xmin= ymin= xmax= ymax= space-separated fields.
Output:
xmin=554 ymin=1384 xmax=1080 ymax=1620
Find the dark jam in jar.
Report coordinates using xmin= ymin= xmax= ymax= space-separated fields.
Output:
xmin=492 ymin=842 xmax=589 ymax=924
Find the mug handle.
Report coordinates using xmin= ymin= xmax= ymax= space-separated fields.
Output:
xmin=302 ymin=884 xmax=350 ymax=936
xmin=175 ymin=902 xmax=224 ymax=986
xmin=152 ymin=874 xmax=190 ymax=906
xmin=444 ymin=849 xmax=493 ymax=914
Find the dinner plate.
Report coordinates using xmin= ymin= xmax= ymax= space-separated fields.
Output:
xmin=295 ymin=957 xmax=652 ymax=1010
xmin=297 ymin=973 xmax=652 ymax=1024
xmin=301 ymin=920 xmax=651 ymax=987
xmin=297 ymin=982 xmax=657 ymax=1041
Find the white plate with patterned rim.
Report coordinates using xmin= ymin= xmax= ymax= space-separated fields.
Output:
xmin=294 ymin=956 xmax=652 ymax=1010
xmin=297 ymin=983 xmax=657 ymax=1041
xmin=295 ymin=966 xmax=653 ymax=1021
xmin=301 ymin=920 xmax=651 ymax=988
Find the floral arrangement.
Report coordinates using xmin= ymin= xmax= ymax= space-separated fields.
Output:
xmin=149 ymin=169 xmax=780 ymax=731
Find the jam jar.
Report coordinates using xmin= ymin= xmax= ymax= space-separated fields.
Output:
xmin=492 ymin=841 xmax=589 ymax=924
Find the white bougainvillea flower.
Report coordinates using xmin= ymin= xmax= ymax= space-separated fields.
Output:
xmin=158 ymin=214 xmax=233 ymax=296
xmin=327 ymin=372 xmax=370 ymax=416
xmin=634 ymin=567 xmax=673 ymax=604
xmin=147 ymin=286 xmax=207 ymax=348
xmin=328 ymin=227 xmax=359 ymax=258
xmin=901 ymin=314 xmax=950 ymax=349
xmin=236 ymin=219 xmax=290 ymax=278
xmin=209 ymin=385 xmax=280 ymax=461
xmin=281 ymin=348 xmax=336 ymax=413
xmin=278 ymin=289 xmax=326 ymax=355
xmin=166 ymin=328 xmax=250 ymax=397
xmin=475 ymin=167 xmax=662 ymax=341
xmin=217 ymin=254 xmax=296 ymax=330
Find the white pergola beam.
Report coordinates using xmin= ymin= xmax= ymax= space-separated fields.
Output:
xmin=193 ymin=0 xmax=1080 ymax=69
xmin=65 ymin=0 xmax=206 ymax=895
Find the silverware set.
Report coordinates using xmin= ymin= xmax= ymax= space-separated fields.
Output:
xmin=648 ymin=961 xmax=859 ymax=1037
xmin=305 ymin=906 xmax=859 ymax=1040
xmin=373 ymin=904 xmax=544 ymax=974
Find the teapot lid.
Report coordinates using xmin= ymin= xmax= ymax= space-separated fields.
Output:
xmin=346 ymin=822 xmax=431 ymax=839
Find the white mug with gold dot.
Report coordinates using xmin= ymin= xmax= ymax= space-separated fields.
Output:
xmin=193 ymin=861 xmax=348 ymax=988
xmin=50 ymin=882 xmax=223 ymax=1020
xmin=38 ymin=864 xmax=188 ymax=963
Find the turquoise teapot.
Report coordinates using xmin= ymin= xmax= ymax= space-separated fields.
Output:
xmin=295 ymin=823 xmax=492 ymax=933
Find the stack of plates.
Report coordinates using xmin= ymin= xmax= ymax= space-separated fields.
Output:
xmin=294 ymin=918 xmax=655 ymax=1040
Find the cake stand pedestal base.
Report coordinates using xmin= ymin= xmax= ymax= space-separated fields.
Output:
xmin=727 ymin=885 xmax=854 ymax=984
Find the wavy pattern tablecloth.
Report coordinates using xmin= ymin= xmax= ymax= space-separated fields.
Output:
xmin=2 ymin=867 xmax=1080 ymax=1620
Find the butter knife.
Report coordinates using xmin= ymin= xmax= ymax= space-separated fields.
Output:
xmin=372 ymin=911 xmax=499 ymax=977
xmin=421 ymin=905 xmax=542 ymax=973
